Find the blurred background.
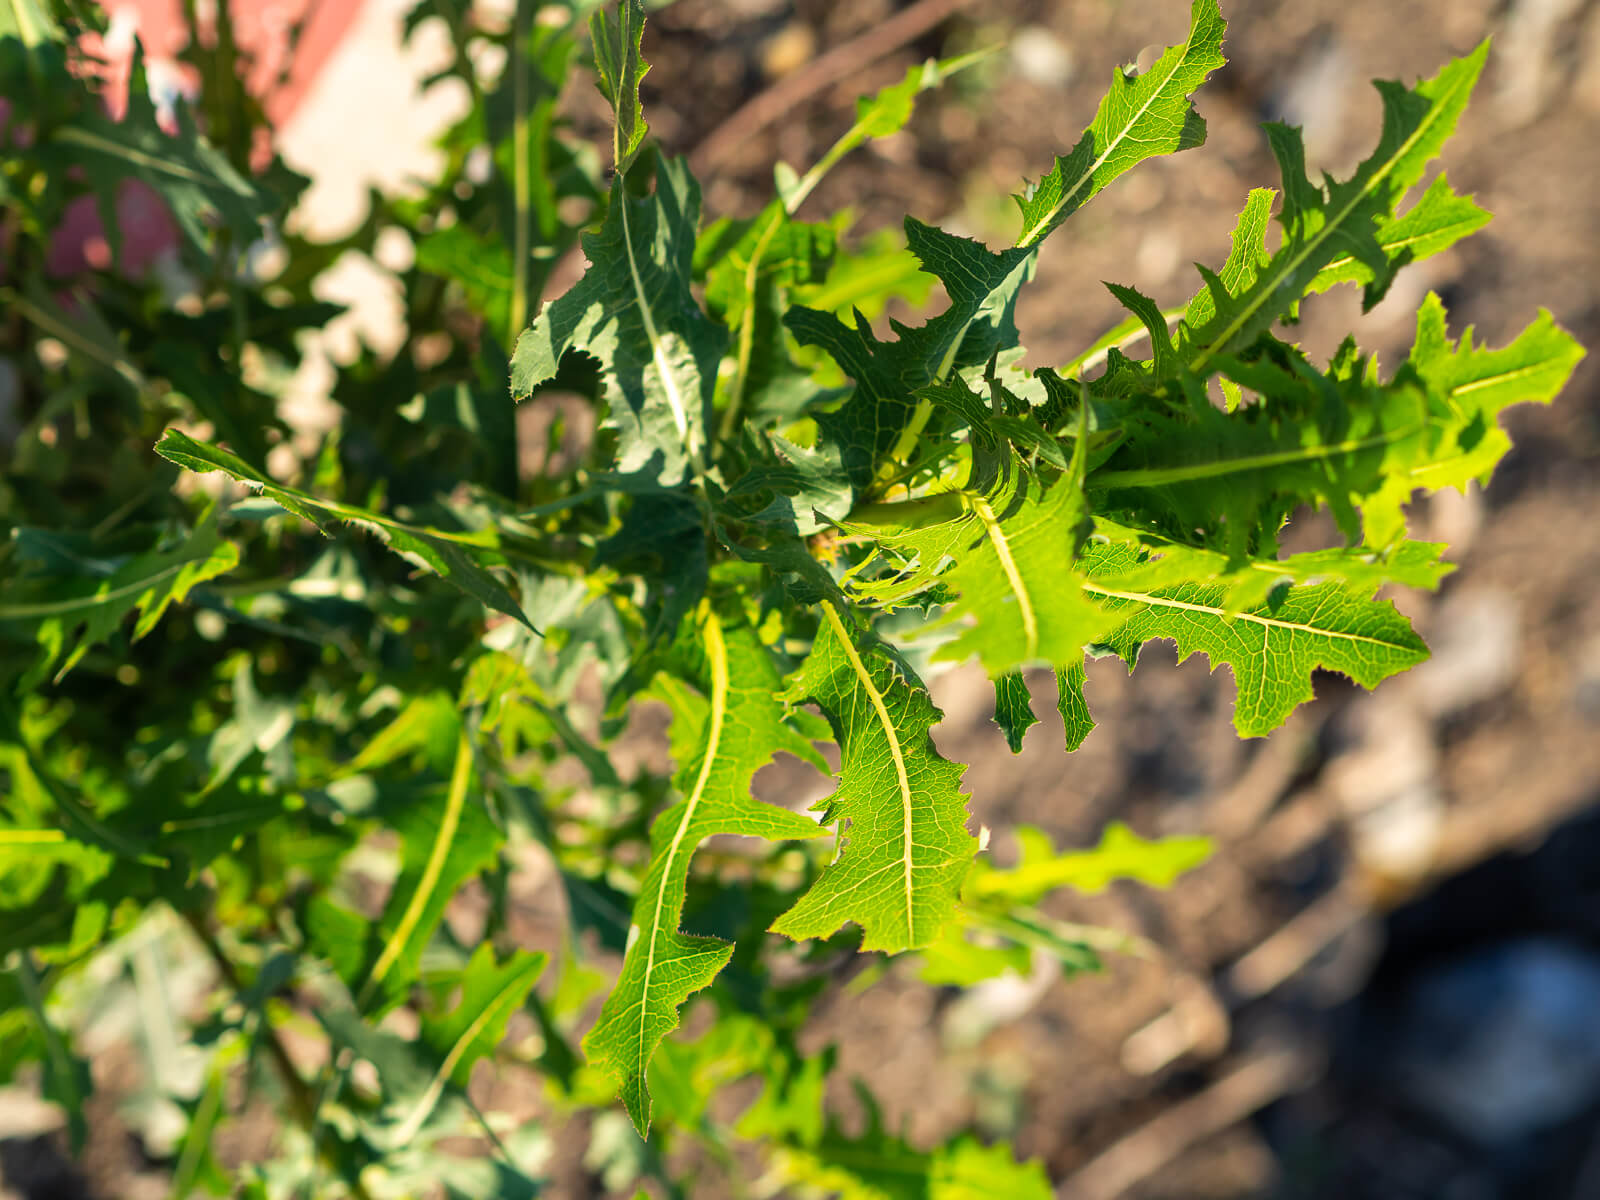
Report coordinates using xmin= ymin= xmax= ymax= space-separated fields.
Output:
xmin=3 ymin=0 xmax=1599 ymax=1196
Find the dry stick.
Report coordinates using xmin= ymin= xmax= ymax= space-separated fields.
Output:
xmin=1121 ymin=859 xmax=1364 ymax=1078
xmin=1059 ymin=1043 xmax=1317 ymax=1200
xmin=1121 ymin=730 xmax=1330 ymax=1077
xmin=1223 ymin=883 xmax=1368 ymax=1002
xmin=687 ymin=0 xmax=981 ymax=178
xmin=1207 ymin=722 xmax=1319 ymax=842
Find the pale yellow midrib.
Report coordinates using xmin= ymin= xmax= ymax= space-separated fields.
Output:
xmin=367 ymin=729 xmax=471 ymax=992
xmin=55 ymin=127 xmax=219 ymax=184
xmin=1316 ymin=214 xmax=1484 ymax=280
xmin=1083 ymin=584 xmax=1406 ymax=650
xmin=1090 ymin=424 xmax=1420 ymax=490
xmin=1017 ymin=30 xmax=1201 ymax=249
xmin=1450 ymin=361 xmax=1554 ymax=397
xmin=636 ymin=606 xmax=727 ymax=1070
xmin=970 ymin=494 xmax=1037 ymax=661
xmin=618 ymin=196 xmax=693 ymax=450
xmin=822 ymin=602 xmax=915 ymax=939
xmin=391 ymin=969 xmax=532 ymax=1145
xmin=0 ymin=562 xmax=188 ymax=620
xmin=1190 ymin=69 xmax=1473 ymax=373
xmin=0 ymin=830 xmax=66 ymax=846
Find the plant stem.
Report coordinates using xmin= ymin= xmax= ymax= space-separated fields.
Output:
xmin=508 ymin=0 xmax=531 ymax=348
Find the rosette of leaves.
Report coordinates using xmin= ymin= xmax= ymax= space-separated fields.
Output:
xmin=498 ymin=0 xmax=1582 ymax=1132
xmin=8 ymin=0 xmax=1579 ymax=1182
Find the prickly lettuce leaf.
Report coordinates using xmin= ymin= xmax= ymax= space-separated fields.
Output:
xmin=584 ymin=607 xmax=826 ymax=1135
xmin=917 ymin=821 xmax=1212 ymax=987
xmin=1089 ymin=518 xmax=1453 ymax=612
xmin=1055 ymin=659 xmax=1096 ymax=753
xmin=154 ymin=430 xmax=530 ymax=627
xmin=1305 ymin=172 xmax=1490 ymax=296
xmin=649 ymin=1014 xmax=1052 ymax=1197
xmin=421 ymin=945 xmax=548 ymax=1090
xmin=778 ymin=1127 xmax=1053 ymax=1200
xmin=511 ymin=156 xmax=725 ymax=484
xmin=770 ymin=608 xmax=974 ymax=953
xmin=1013 ymin=0 xmax=1226 ymax=248
xmin=318 ymin=946 xmax=548 ymax=1149
xmin=1180 ymin=42 xmax=1490 ymax=366
xmin=1363 ymin=293 xmax=1586 ymax=545
xmin=973 ymin=823 xmax=1213 ymax=903
xmin=0 ymin=507 xmax=238 ymax=688
xmin=307 ymin=707 xmax=503 ymax=1014
xmin=991 ymin=671 xmax=1038 ymax=753
xmin=1080 ymin=538 xmax=1429 ymax=737
xmin=1092 ymin=293 xmax=1582 ymax=558
xmin=589 ymin=0 xmax=649 ymax=173
xmin=18 ymin=45 xmax=275 ymax=261
xmin=785 ymin=222 xmax=1035 ymax=488
xmin=846 ymin=472 xmax=1117 ymax=678
xmin=720 ymin=432 xmax=854 ymax=537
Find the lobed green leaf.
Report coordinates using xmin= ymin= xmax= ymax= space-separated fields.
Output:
xmin=0 ymin=506 xmax=238 ymax=688
xmin=974 ymin=822 xmax=1213 ymax=903
xmin=769 ymin=605 xmax=974 ymax=953
xmin=1081 ymin=538 xmax=1429 ymax=737
xmin=1181 ymin=42 xmax=1490 ymax=367
xmin=1014 ymin=0 xmax=1226 ymax=249
xmin=153 ymin=429 xmax=531 ymax=627
xmin=589 ymin=0 xmax=649 ymax=173
xmin=512 ymin=157 xmax=725 ymax=484
xmin=584 ymin=604 xmax=827 ymax=1134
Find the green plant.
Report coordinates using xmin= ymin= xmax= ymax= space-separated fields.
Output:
xmin=0 ymin=0 xmax=1583 ymax=1195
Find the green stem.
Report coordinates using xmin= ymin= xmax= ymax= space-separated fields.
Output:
xmin=718 ymin=206 xmax=785 ymax=445
xmin=508 ymin=0 xmax=532 ymax=347
xmin=1058 ymin=304 xmax=1186 ymax=382
xmin=15 ymin=956 xmax=84 ymax=1118
xmin=719 ymin=53 xmax=993 ymax=445
xmin=1091 ymin=424 xmax=1420 ymax=490
xmin=845 ymin=489 xmax=967 ymax=530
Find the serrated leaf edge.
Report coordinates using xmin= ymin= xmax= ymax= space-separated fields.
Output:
xmin=1189 ymin=43 xmax=1488 ymax=371
xmin=818 ymin=601 xmax=915 ymax=935
xmin=1016 ymin=0 xmax=1224 ymax=249
xmin=630 ymin=605 xmax=731 ymax=1077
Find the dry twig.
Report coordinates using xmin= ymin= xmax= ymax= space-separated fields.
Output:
xmin=688 ymin=0 xmax=980 ymax=178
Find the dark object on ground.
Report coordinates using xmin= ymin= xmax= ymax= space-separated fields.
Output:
xmin=0 ymin=1136 xmax=96 ymax=1200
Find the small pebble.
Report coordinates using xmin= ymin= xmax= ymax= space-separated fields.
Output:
xmin=1011 ymin=26 xmax=1074 ymax=88
xmin=761 ymin=22 xmax=815 ymax=80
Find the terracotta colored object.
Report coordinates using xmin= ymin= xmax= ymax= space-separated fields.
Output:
xmin=40 ymin=0 xmax=366 ymax=281
xmin=98 ymin=0 xmax=366 ymax=126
